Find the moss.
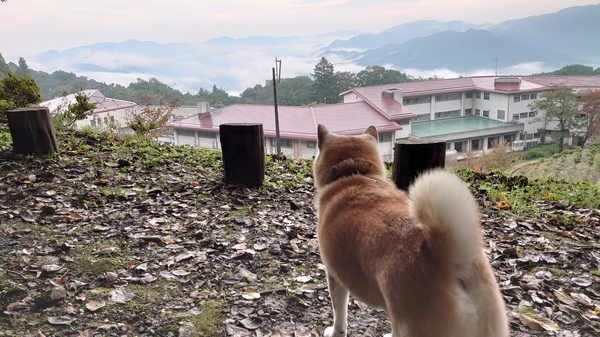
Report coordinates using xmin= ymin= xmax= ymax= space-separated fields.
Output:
xmin=184 ymin=300 xmax=227 ymax=336
xmin=71 ymin=256 xmax=119 ymax=280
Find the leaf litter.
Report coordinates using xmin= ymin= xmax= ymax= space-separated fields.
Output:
xmin=0 ymin=129 xmax=599 ymax=336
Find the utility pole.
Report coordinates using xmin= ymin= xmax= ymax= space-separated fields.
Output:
xmin=272 ymin=58 xmax=282 ymax=156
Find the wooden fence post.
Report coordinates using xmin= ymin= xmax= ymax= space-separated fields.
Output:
xmin=7 ymin=107 xmax=59 ymax=155
xmin=219 ymin=123 xmax=265 ymax=187
xmin=392 ymin=139 xmax=446 ymax=190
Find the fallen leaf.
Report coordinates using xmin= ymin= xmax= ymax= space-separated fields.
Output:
xmin=47 ymin=316 xmax=75 ymax=325
xmin=516 ymin=306 xmax=561 ymax=331
xmin=242 ymin=289 xmax=261 ymax=300
xmin=85 ymin=298 xmax=106 ymax=311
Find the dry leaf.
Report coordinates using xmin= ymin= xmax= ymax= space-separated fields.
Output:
xmin=516 ymin=306 xmax=561 ymax=331
xmin=85 ymin=298 xmax=106 ymax=311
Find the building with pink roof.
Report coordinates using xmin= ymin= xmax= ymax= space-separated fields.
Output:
xmin=170 ymin=75 xmax=600 ymax=160
xmin=39 ymin=89 xmax=137 ymax=131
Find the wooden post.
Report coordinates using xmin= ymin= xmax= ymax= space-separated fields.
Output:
xmin=6 ymin=107 xmax=59 ymax=155
xmin=219 ymin=123 xmax=265 ymax=187
xmin=392 ymin=139 xmax=446 ymax=190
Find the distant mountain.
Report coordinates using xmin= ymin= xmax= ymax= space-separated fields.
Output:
xmin=325 ymin=20 xmax=488 ymax=51
xmin=324 ymin=4 xmax=599 ymax=71
xmin=355 ymin=29 xmax=576 ymax=72
xmin=30 ymin=5 xmax=600 ymax=93
xmin=488 ymin=5 xmax=600 ymax=63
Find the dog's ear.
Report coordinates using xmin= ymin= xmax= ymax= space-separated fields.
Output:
xmin=364 ymin=125 xmax=378 ymax=141
xmin=317 ymin=124 xmax=330 ymax=149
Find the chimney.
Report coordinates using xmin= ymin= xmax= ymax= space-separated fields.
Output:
xmin=382 ymin=88 xmax=403 ymax=102
xmin=197 ymin=101 xmax=211 ymax=114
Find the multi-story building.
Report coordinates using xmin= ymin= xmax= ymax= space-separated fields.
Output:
xmin=170 ymin=75 xmax=600 ymax=160
xmin=39 ymin=89 xmax=137 ymax=132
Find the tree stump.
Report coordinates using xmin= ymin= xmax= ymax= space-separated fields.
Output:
xmin=219 ymin=123 xmax=265 ymax=187
xmin=7 ymin=107 xmax=59 ymax=155
xmin=392 ymin=139 xmax=446 ymax=190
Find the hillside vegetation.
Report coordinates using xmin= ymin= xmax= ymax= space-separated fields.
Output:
xmin=513 ymin=143 xmax=600 ymax=185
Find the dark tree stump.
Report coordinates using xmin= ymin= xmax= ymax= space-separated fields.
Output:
xmin=392 ymin=139 xmax=446 ymax=190
xmin=7 ymin=107 xmax=59 ymax=155
xmin=219 ymin=123 xmax=265 ymax=187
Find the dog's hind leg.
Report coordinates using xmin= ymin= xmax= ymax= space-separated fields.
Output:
xmin=324 ymin=273 xmax=349 ymax=337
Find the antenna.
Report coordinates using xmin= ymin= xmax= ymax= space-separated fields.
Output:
xmin=275 ymin=58 xmax=282 ymax=83
xmin=494 ymin=57 xmax=498 ymax=76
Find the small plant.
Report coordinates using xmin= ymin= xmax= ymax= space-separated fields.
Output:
xmin=52 ymin=90 xmax=98 ymax=128
xmin=127 ymin=94 xmax=179 ymax=138
xmin=0 ymin=124 xmax=11 ymax=151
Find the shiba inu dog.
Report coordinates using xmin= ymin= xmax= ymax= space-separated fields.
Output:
xmin=313 ymin=124 xmax=508 ymax=337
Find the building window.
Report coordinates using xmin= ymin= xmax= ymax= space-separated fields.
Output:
xmin=530 ymin=93 xmax=537 ymax=99
xmin=91 ymin=120 xmax=96 ymax=127
xmin=178 ymin=129 xmax=195 ymax=137
xmin=307 ymin=141 xmax=316 ymax=149
xmin=483 ymin=110 xmax=490 ymax=117
xmin=471 ymin=139 xmax=482 ymax=150
xmin=465 ymin=108 xmax=473 ymax=116
xmin=497 ymin=110 xmax=505 ymax=120
xmin=403 ymin=96 xmax=431 ymax=105
xmin=533 ymin=132 xmax=541 ymax=139
xmin=466 ymin=91 xmax=475 ymax=99
xmin=520 ymin=112 xmax=528 ymax=119
xmin=415 ymin=114 xmax=431 ymax=122
xmin=104 ymin=117 xmax=109 ymax=123
xmin=379 ymin=132 xmax=392 ymax=142
xmin=483 ymin=92 xmax=490 ymax=100
xmin=435 ymin=93 xmax=461 ymax=102
xmin=503 ymin=135 xmax=512 ymax=143
xmin=475 ymin=109 xmax=481 ymax=116
xmin=434 ymin=110 xmax=460 ymax=119
xmin=271 ymin=138 xmax=293 ymax=148
xmin=528 ymin=111 xmax=536 ymax=118
xmin=110 ymin=116 xmax=115 ymax=122
xmin=488 ymin=136 xmax=500 ymax=148
xmin=475 ymin=91 xmax=481 ymax=99
xmin=198 ymin=131 xmax=217 ymax=139
xmin=521 ymin=94 xmax=530 ymax=101
xmin=514 ymin=95 xmax=521 ymax=102
xmin=512 ymin=113 xmax=519 ymax=121
xmin=454 ymin=141 xmax=467 ymax=152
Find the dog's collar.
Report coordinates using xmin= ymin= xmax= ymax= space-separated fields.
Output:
xmin=326 ymin=165 xmax=386 ymax=186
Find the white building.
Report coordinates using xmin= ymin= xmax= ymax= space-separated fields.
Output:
xmin=170 ymin=75 xmax=600 ymax=160
xmin=39 ymin=90 xmax=137 ymax=132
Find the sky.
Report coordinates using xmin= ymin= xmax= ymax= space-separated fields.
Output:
xmin=1 ymin=0 xmax=598 ymax=94
xmin=2 ymin=0 xmax=597 ymax=62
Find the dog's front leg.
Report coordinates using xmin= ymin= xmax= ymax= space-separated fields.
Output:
xmin=324 ymin=272 xmax=349 ymax=337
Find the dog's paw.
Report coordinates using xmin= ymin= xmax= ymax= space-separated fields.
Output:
xmin=324 ymin=326 xmax=346 ymax=337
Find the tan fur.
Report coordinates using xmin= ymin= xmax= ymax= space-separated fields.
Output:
xmin=313 ymin=124 xmax=508 ymax=337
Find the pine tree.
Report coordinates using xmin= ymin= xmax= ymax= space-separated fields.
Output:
xmin=311 ymin=57 xmax=339 ymax=104
xmin=15 ymin=57 xmax=31 ymax=77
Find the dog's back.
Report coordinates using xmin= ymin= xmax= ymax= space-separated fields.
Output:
xmin=314 ymin=125 xmax=508 ymax=337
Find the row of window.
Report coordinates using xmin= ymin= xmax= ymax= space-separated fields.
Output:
xmin=177 ymin=129 xmax=218 ymax=138
xmin=514 ymin=93 xmax=537 ymax=102
xmin=90 ymin=116 xmax=115 ymax=126
xmin=452 ymin=135 xmax=514 ymax=152
xmin=178 ymin=131 xmax=395 ymax=149
xmin=404 ymin=91 xmax=539 ymax=105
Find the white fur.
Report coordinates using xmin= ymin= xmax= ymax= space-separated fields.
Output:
xmin=408 ymin=169 xmax=481 ymax=271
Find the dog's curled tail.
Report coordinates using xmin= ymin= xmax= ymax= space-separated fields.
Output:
xmin=408 ymin=169 xmax=481 ymax=268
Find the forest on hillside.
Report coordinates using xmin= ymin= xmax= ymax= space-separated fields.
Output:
xmin=1 ymin=51 xmax=600 ymax=109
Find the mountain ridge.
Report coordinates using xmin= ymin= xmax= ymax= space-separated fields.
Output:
xmin=27 ymin=4 xmax=600 ymax=93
